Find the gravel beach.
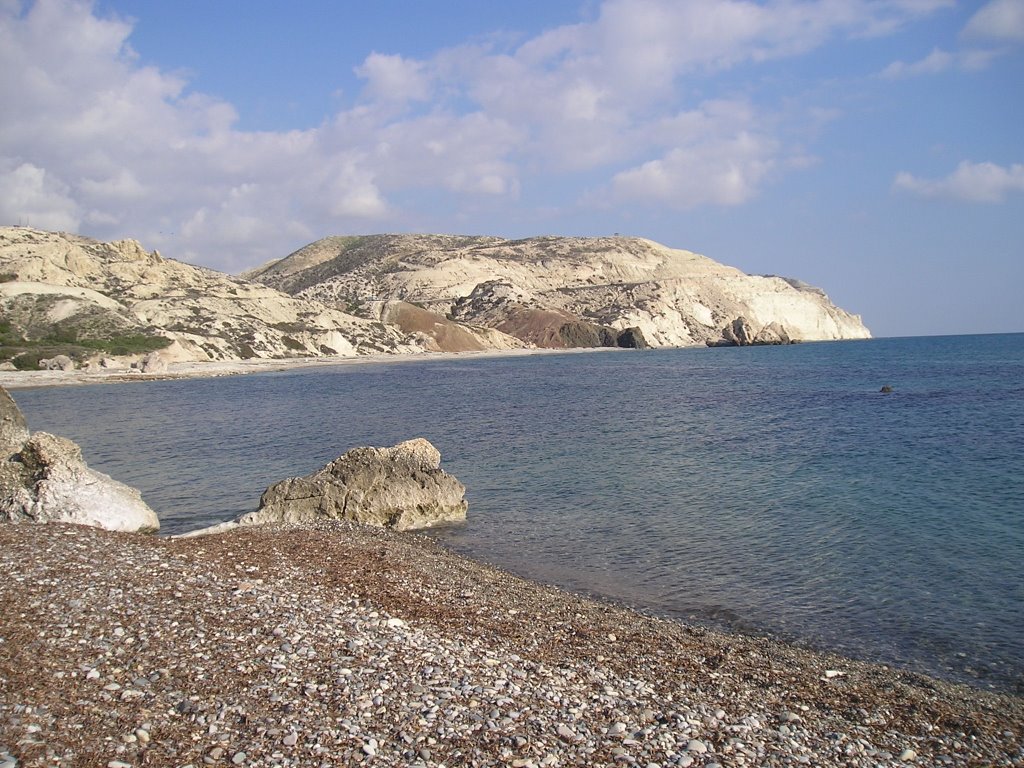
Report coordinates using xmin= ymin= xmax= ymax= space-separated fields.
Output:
xmin=1 ymin=521 xmax=1021 ymax=768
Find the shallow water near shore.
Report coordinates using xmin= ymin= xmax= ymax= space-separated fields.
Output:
xmin=12 ymin=333 xmax=1024 ymax=693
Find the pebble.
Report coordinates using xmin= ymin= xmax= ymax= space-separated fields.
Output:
xmin=0 ymin=521 xmax=1019 ymax=768
xmin=556 ymin=724 xmax=579 ymax=741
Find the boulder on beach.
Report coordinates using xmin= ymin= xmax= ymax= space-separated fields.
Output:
xmin=132 ymin=351 xmax=168 ymax=374
xmin=39 ymin=355 xmax=75 ymax=371
xmin=0 ymin=386 xmax=159 ymax=533
xmin=198 ymin=438 xmax=467 ymax=533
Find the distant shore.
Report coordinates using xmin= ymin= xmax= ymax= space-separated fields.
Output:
xmin=0 ymin=346 xmax=621 ymax=390
xmin=0 ymin=520 xmax=1021 ymax=767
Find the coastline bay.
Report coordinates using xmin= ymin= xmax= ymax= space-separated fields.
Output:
xmin=11 ymin=334 xmax=1024 ymax=693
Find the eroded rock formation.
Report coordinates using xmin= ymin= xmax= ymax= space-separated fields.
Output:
xmin=0 ymin=386 xmax=159 ymax=532
xmin=186 ymin=438 xmax=467 ymax=535
xmin=241 ymin=438 xmax=466 ymax=530
xmin=0 ymin=226 xmax=418 ymax=368
xmin=248 ymin=234 xmax=871 ymax=350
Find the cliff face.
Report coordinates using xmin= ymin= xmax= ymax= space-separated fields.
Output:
xmin=247 ymin=234 xmax=871 ymax=348
xmin=0 ymin=227 xmax=869 ymax=370
xmin=0 ymin=227 xmax=417 ymax=366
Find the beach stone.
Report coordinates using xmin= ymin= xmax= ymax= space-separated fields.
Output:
xmin=39 ymin=355 xmax=75 ymax=371
xmin=136 ymin=351 xmax=167 ymax=374
xmin=899 ymin=748 xmax=917 ymax=761
xmin=234 ymin=438 xmax=467 ymax=531
xmin=686 ymin=739 xmax=708 ymax=753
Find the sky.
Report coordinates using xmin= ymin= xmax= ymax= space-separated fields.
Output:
xmin=1 ymin=0 xmax=1022 ymax=337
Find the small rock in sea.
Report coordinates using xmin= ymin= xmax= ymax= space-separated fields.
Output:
xmin=880 ymin=385 xmax=894 ymax=393
xmin=899 ymin=748 xmax=917 ymax=762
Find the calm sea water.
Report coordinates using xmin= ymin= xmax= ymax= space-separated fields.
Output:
xmin=11 ymin=334 xmax=1024 ymax=693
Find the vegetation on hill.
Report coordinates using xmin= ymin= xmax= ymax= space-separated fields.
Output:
xmin=0 ymin=294 xmax=171 ymax=369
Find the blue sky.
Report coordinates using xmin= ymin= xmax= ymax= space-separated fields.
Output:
xmin=1 ymin=0 xmax=1022 ymax=337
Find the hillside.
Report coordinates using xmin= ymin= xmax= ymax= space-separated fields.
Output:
xmin=246 ymin=234 xmax=871 ymax=349
xmin=0 ymin=227 xmax=418 ymax=369
xmin=0 ymin=228 xmax=870 ymax=372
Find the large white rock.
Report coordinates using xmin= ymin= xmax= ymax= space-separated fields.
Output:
xmin=0 ymin=386 xmax=159 ymax=533
xmin=0 ymin=433 xmax=160 ymax=533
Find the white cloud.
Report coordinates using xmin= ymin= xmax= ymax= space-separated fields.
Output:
xmin=893 ymin=161 xmax=1024 ymax=202
xmin=0 ymin=162 xmax=81 ymax=231
xmin=963 ymin=0 xmax=1024 ymax=42
xmin=0 ymin=0 xmax=959 ymax=270
xmin=879 ymin=46 xmax=1000 ymax=77
xmin=608 ymin=131 xmax=778 ymax=208
xmin=355 ymin=53 xmax=433 ymax=106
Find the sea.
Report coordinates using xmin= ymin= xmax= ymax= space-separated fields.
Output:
xmin=10 ymin=333 xmax=1024 ymax=694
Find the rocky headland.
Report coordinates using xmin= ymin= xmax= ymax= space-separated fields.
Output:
xmin=246 ymin=234 xmax=871 ymax=351
xmin=1 ymin=227 xmax=870 ymax=380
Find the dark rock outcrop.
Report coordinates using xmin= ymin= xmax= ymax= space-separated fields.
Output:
xmin=615 ymin=327 xmax=649 ymax=349
xmin=558 ymin=321 xmax=603 ymax=348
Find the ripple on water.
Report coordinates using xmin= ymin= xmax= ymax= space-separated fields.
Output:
xmin=12 ymin=334 xmax=1024 ymax=692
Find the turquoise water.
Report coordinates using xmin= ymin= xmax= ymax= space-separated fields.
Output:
xmin=11 ymin=334 xmax=1024 ymax=692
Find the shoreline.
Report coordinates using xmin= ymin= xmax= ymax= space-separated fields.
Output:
xmin=0 ymin=346 xmax=626 ymax=390
xmin=1 ymin=521 xmax=1021 ymax=767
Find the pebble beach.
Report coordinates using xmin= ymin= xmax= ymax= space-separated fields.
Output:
xmin=1 ymin=521 xmax=1021 ymax=768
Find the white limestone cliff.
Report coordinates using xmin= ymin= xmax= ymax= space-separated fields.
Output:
xmin=248 ymin=234 xmax=870 ymax=348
